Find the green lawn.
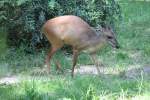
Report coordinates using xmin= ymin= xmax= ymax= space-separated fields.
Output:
xmin=0 ymin=1 xmax=150 ymax=100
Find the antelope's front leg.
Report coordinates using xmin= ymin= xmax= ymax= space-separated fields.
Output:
xmin=55 ymin=60 xmax=63 ymax=74
xmin=90 ymin=53 xmax=102 ymax=75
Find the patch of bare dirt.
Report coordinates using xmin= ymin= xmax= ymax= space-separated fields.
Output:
xmin=0 ymin=66 xmax=149 ymax=85
xmin=0 ymin=76 xmax=20 ymax=85
xmin=122 ymin=66 xmax=150 ymax=79
xmin=74 ymin=65 xmax=120 ymax=75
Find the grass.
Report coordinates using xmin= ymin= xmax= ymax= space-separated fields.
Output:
xmin=0 ymin=0 xmax=150 ymax=100
xmin=0 ymin=28 xmax=7 ymax=55
xmin=0 ymin=75 xmax=150 ymax=100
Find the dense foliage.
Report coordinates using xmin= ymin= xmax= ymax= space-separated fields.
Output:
xmin=0 ymin=0 xmax=121 ymax=51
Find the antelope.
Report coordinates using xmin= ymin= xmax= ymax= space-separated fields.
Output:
xmin=42 ymin=15 xmax=119 ymax=77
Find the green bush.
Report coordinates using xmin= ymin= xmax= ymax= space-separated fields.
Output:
xmin=0 ymin=0 xmax=121 ymax=51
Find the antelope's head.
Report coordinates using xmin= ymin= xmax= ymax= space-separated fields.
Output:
xmin=101 ymin=26 xmax=120 ymax=49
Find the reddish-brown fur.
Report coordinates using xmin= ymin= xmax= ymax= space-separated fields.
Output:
xmin=42 ymin=15 xmax=119 ymax=77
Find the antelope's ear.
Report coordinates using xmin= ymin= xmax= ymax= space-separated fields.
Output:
xmin=103 ymin=25 xmax=109 ymax=30
xmin=107 ymin=26 xmax=112 ymax=30
xmin=101 ymin=27 xmax=107 ymax=32
xmin=102 ymin=24 xmax=111 ymax=30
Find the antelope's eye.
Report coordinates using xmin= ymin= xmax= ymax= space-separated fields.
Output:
xmin=107 ymin=36 xmax=113 ymax=39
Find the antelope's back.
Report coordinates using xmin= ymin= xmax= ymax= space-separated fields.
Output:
xmin=42 ymin=15 xmax=97 ymax=46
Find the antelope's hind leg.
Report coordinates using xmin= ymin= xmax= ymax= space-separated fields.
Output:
xmin=71 ymin=49 xmax=79 ymax=77
xmin=44 ymin=44 xmax=63 ymax=74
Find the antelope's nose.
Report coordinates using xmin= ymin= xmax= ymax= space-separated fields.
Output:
xmin=115 ymin=44 xmax=120 ymax=49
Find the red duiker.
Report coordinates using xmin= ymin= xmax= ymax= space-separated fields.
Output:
xmin=42 ymin=15 xmax=119 ymax=77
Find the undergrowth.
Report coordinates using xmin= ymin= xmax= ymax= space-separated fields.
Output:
xmin=0 ymin=0 xmax=150 ymax=100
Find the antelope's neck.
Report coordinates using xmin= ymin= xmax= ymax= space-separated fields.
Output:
xmin=83 ymin=35 xmax=107 ymax=53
